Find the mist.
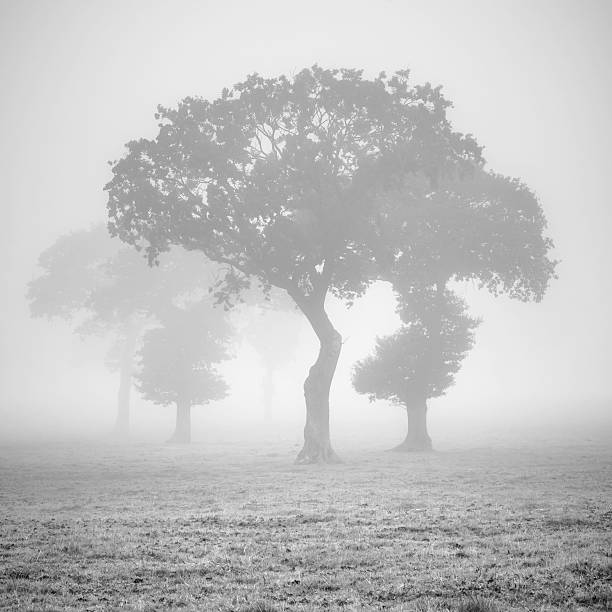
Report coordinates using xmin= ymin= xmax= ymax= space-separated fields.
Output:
xmin=2 ymin=1 xmax=611 ymax=447
xmin=1 ymin=3 xmax=611 ymax=609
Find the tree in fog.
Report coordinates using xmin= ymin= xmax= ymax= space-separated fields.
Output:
xmin=106 ymin=66 xmax=484 ymax=462
xmin=353 ymin=286 xmax=479 ymax=450
xmin=242 ymin=290 xmax=302 ymax=420
xmin=27 ymin=225 xmax=214 ymax=436
xmin=245 ymin=307 xmax=301 ymax=420
xmin=136 ymin=301 xmax=231 ymax=443
xmin=368 ymin=168 xmax=556 ymax=447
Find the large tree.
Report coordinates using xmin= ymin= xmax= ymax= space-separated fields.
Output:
xmin=27 ymin=224 xmax=214 ymax=436
xmin=353 ymin=286 xmax=479 ymax=450
xmin=136 ymin=300 xmax=231 ymax=443
xmin=105 ymin=66 xmax=484 ymax=462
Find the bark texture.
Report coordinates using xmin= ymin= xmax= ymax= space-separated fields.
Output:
xmin=168 ymin=400 xmax=191 ymax=444
xmin=295 ymin=297 xmax=342 ymax=463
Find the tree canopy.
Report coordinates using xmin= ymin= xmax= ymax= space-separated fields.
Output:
xmin=27 ymin=225 xmax=119 ymax=327
xmin=136 ymin=300 xmax=231 ymax=409
xmin=106 ymin=66 xmax=482 ymax=306
xmin=376 ymin=170 xmax=557 ymax=300
xmin=27 ymin=224 xmax=215 ymax=335
xmin=353 ymin=288 xmax=479 ymax=406
xmin=105 ymin=65 xmax=556 ymax=461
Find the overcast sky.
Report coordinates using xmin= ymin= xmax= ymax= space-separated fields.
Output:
xmin=1 ymin=0 xmax=611 ymax=441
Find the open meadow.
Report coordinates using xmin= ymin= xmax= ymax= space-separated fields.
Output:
xmin=1 ymin=435 xmax=610 ymax=611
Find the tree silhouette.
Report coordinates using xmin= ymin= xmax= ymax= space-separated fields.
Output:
xmin=353 ymin=286 xmax=479 ymax=450
xmin=136 ymin=300 xmax=231 ymax=443
xmin=27 ymin=224 xmax=214 ymax=436
xmin=105 ymin=66 xmax=484 ymax=462
xmin=363 ymin=166 xmax=557 ymax=448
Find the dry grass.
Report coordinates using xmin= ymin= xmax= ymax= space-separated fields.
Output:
xmin=0 ymin=438 xmax=610 ymax=611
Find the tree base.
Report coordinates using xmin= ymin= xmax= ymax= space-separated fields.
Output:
xmin=295 ymin=443 xmax=342 ymax=464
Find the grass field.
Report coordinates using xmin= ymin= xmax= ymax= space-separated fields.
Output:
xmin=0 ymin=436 xmax=610 ymax=611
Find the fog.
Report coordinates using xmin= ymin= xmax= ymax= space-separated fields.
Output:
xmin=1 ymin=0 xmax=611 ymax=449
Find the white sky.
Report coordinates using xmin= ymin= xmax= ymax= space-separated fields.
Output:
xmin=1 ymin=0 xmax=611 ymax=442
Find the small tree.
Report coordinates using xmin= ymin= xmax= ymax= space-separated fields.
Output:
xmin=136 ymin=301 xmax=231 ymax=443
xmin=365 ymin=167 xmax=556 ymax=448
xmin=353 ymin=287 xmax=479 ymax=450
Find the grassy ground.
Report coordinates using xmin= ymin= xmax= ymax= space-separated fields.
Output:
xmin=0 ymin=437 xmax=610 ymax=611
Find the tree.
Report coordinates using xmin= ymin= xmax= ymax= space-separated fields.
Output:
xmin=353 ymin=287 xmax=479 ymax=450
xmin=245 ymin=306 xmax=302 ymax=420
xmin=365 ymin=167 xmax=557 ymax=448
xmin=135 ymin=301 xmax=231 ymax=443
xmin=27 ymin=224 xmax=214 ymax=436
xmin=105 ymin=66 xmax=483 ymax=462
xmin=240 ymin=289 xmax=303 ymax=420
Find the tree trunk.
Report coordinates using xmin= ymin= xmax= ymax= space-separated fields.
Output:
xmin=392 ymin=398 xmax=432 ymax=452
xmin=393 ymin=279 xmax=444 ymax=452
xmin=262 ymin=366 xmax=274 ymax=420
xmin=294 ymin=297 xmax=342 ymax=464
xmin=112 ymin=325 xmax=139 ymax=438
xmin=168 ymin=400 xmax=191 ymax=444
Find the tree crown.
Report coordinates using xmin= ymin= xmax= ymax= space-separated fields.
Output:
xmin=136 ymin=300 xmax=232 ymax=407
xmin=106 ymin=66 xmax=482 ymax=307
xmin=377 ymin=170 xmax=557 ymax=302
xmin=353 ymin=289 xmax=479 ymax=405
xmin=28 ymin=224 xmax=218 ymax=335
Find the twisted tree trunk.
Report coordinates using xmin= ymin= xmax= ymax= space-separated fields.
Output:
xmin=168 ymin=399 xmax=191 ymax=444
xmin=294 ymin=295 xmax=342 ymax=464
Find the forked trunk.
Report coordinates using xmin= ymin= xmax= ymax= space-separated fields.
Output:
xmin=112 ymin=325 xmax=139 ymax=438
xmin=294 ymin=297 xmax=342 ymax=464
xmin=168 ymin=400 xmax=191 ymax=444
xmin=392 ymin=398 xmax=432 ymax=452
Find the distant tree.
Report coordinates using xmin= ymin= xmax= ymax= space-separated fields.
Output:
xmin=353 ymin=286 xmax=479 ymax=450
xmin=241 ymin=289 xmax=302 ymax=420
xmin=27 ymin=224 xmax=214 ymax=436
xmin=136 ymin=301 xmax=232 ymax=443
xmin=105 ymin=66 xmax=484 ymax=462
